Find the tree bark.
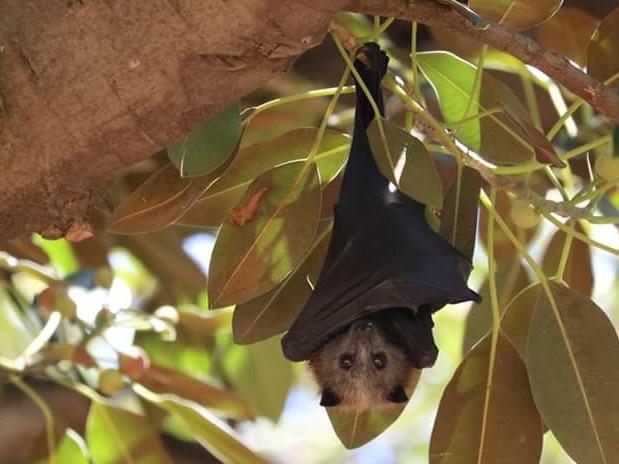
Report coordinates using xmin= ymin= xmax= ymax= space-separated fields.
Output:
xmin=1 ymin=0 xmax=617 ymax=244
xmin=0 ymin=0 xmax=335 ymax=243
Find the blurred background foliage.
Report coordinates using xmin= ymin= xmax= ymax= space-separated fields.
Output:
xmin=3 ymin=0 xmax=619 ymax=463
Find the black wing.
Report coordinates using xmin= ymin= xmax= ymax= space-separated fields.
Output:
xmin=281 ymin=43 xmax=480 ymax=362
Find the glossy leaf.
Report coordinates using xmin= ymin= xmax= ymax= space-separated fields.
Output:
xmin=137 ymin=363 xmax=255 ymax=420
xmin=417 ymin=52 xmax=534 ymax=165
xmin=527 ymin=281 xmax=619 ymax=464
xmin=439 ymin=166 xmax=481 ymax=260
xmin=168 ymin=102 xmax=241 ymax=177
xmin=178 ymin=128 xmax=349 ymax=228
xmin=109 ymin=161 xmax=228 ymax=234
xmin=232 ymin=222 xmax=330 ymax=344
xmin=470 ymin=0 xmax=562 ymax=30
xmin=86 ymin=402 xmax=174 ymax=464
xmin=430 ymin=332 xmax=543 ymax=463
xmin=367 ymin=118 xmax=443 ymax=208
xmin=588 ymin=8 xmax=619 ymax=85
xmin=135 ymin=387 xmax=270 ymax=464
xmin=32 ymin=429 xmax=89 ymax=464
xmin=541 ymin=223 xmax=594 ymax=296
xmin=462 ymin=261 xmax=529 ymax=354
xmin=327 ymin=370 xmax=421 ymax=449
xmin=208 ymin=161 xmax=321 ymax=306
xmin=222 ymin=337 xmax=294 ymax=421
xmin=537 ymin=7 xmax=598 ymax=67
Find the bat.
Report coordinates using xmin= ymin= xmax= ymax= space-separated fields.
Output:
xmin=281 ymin=43 xmax=480 ymax=411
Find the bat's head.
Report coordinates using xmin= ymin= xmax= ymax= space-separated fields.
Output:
xmin=308 ymin=310 xmax=431 ymax=411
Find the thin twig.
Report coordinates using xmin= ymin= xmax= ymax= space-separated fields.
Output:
xmin=349 ymin=0 xmax=619 ymax=121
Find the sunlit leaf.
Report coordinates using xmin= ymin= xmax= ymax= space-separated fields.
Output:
xmin=327 ymin=370 xmax=421 ymax=449
xmin=137 ymin=363 xmax=255 ymax=420
xmin=462 ymin=261 xmax=529 ymax=354
xmin=537 ymin=7 xmax=598 ymax=67
xmin=367 ymin=118 xmax=443 ymax=208
xmin=527 ymin=281 xmax=619 ymax=464
xmin=417 ymin=51 xmax=534 ymax=165
xmin=168 ymin=102 xmax=241 ymax=177
xmin=178 ymin=128 xmax=349 ymax=228
xmin=135 ymin=387 xmax=270 ymax=464
xmin=470 ymin=0 xmax=562 ymax=30
xmin=32 ymin=429 xmax=89 ymax=464
xmin=222 ymin=337 xmax=294 ymax=421
xmin=232 ymin=222 xmax=330 ymax=344
xmin=0 ymin=284 xmax=36 ymax=359
xmin=541 ymin=223 xmax=594 ymax=296
xmin=431 ymin=332 xmax=543 ymax=463
xmin=86 ymin=402 xmax=174 ymax=464
xmin=33 ymin=237 xmax=79 ymax=277
xmin=208 ymin=161 xmax=321 ymax=306
xmin=439 ymin=166 xmax=481 ymax=260
xmin=588 ymin=8 xmax=619 ymax=85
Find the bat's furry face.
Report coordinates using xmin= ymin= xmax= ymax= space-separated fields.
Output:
xmin=309 ymin=315 xmax=416 ymax=411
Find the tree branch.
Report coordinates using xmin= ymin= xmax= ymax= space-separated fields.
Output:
xmin=349 ymin=0 xmax=619 ymax=122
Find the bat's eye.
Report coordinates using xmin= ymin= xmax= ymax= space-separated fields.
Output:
xmin=339 ymin=353 xmax=355 ymax=370
xmin=372 ymin=352 xmax=388 ymax=370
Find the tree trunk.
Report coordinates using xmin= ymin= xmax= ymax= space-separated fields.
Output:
xmin=0 ymin=0 xmax=337 ymax=243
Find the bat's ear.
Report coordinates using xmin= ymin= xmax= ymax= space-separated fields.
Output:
xmin=320 ymin=388 xmax=342 ymax=407
xmin=386 ymin=384 xmax=408 ymax=404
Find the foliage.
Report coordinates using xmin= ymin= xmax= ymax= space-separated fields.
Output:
xmin=3 ymin=1 xmax=619 ymax=463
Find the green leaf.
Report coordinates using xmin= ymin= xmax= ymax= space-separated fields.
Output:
xmin=527 ymin=281 xmax=619 ymax=464
xmin=232 ymin=222 xmax=330 ymax=344
xmin=168 ymin=102 xmax=241 ymax=177
xmin=135 ymin=387 xmax=270 ymax=464
xmin=32 ymin=236 xmax=79 ymax=277
xmin=439 ymin=165 xmax=481 ymax=260
xmin=178 ymin=128 xmax=349 ymax=228
xmin=0 ymin=284 xmax=36 ymax=360
xmin=137 ymin=363 xmax=255 ymax=420
xmin=417 ymin=51 xmax=535 ymax=166
xmin=86 ymin=402 xmax=174 ymax=464
xmin=430 ymin=332 xmax=543 ymax=463
xmin=417 ymin=52 xmax=481 ymax=152
xmin=208 ymin=161 xmax=321 ymax=306
xmin=221 ymin=337 xmax=294 ymax=421
xmin=32 ymin=429 xmax=89 ymax=464
xmin=367 ymin=118 xmax=443 ymax=209
xmin=470 ymin=0 xmax=562 ymax=30
xmin=588 ymin=8 xmax=619 ymax=85
xmin=327 ymin=370 xmax=421 ymax=449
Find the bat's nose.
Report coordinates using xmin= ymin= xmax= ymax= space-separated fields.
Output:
xmin=352 ymin=320 xmax=373 ymax=332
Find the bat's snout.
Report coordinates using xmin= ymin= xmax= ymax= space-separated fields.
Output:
xmin=351 ymin=319 xmax=374 ymax=332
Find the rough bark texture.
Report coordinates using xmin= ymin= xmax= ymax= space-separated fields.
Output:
xmin=1 ymin=0 xmax=618 ymax=244
xmin=0 ymin=0 xmax=337 ymax=243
